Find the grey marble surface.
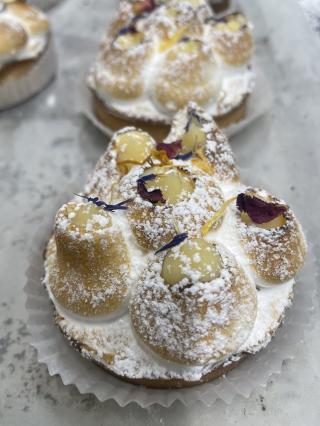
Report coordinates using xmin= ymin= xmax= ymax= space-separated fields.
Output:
xmin=0 ymin=0 xmax=319 ymax=424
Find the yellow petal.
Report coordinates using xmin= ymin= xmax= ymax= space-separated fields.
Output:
xmin=191 ymin=157 xmax=213 ymax=174
xmin=201 ymin=196 xmax=237 ymax=236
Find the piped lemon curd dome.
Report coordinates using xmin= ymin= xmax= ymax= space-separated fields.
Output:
xmin=48 ymin=202 xmax=130 ymax=317
xmin=131 ymin=239 xmax=257 ymax=365
xmin=142 ymin=166 xmax=195 ymax=204
xmin=161 ymin=237 xmax=222 ymax=285
xmin=115 ymin=129 xmax=155 ymax=173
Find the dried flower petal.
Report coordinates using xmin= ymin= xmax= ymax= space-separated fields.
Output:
xmin=201 ymin=196 xmax=236 ymax=236
xmin=175 ymin=152 xmax=193 ymax=161
xmin=137 ymin=174 xmax=165 ymax=204
xmin=117 ymin=25 xmax=137 ymax=36
xmin=137 ymin=174 xmax=156 ymax=184
xmin=74 ymin=194 xmax=131 ymax=211
xmin=236 ymin=193 xmax=287 ymax=224
xmin=156 ymin=140 xmax=182 ymax=159
xmin=156 ymin=233 xmax=188 ymax=254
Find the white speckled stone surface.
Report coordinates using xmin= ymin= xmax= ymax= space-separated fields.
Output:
xmin=0 ymin=0 xmax=319 ymax=424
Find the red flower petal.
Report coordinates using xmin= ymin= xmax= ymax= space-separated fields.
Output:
xmin=137 ymin=181 xmax=165 ymax=204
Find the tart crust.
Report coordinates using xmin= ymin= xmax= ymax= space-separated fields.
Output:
xmin=92 ymin=92 xmax=248 ymax=140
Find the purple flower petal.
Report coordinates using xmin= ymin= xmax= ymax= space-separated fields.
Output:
xmin=175 ymin=152 xmax=193 ymax=161
xmin=155 ymin=233 xmax=188 ymax=254
xmin=236 ymin=193 xmax=286 ymax=224
xmin=156 ymin=140 xmax=182 ymax=159
xmin=117 ymin=26 xmax=137 ymax=37
xmin=74 ymin=194 xmax=130 ymax=212
xmin=137 ymin=174 xmax=156 ymax=184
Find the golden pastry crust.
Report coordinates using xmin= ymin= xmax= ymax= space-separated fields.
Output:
xmin=96 ymin=355 xmax=244 ymax=388
xmin=130 ymin=243 xmax=257 ymax=365
xmin=236 ymin=188 xmax=307 ymax=283
xmin=0 ymin=20 xmax=27 ymax=55
xmin=94 ymin=33 xmax=152 ymax=100
xmin=120 ymin=164 xmax=224 ymax=250
xmin=154 ymin=39 xmax=216 ymax=113
xmin=7 ymin=2 xmax=49 ymax=35
xmin=205 ymin=126 xmax=239 ymax=181
xmin=47 ymin=202 xmax=130 ymax=317
xmin=211 ymin=12 xmax=253 ymax=66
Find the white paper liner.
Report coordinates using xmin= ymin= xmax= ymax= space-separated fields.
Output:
xmin=24 ymin=199 xmax=316 ymax=408
xmin=79 ymin=65 xmax=272 ymax=139
xmin=0 ymin=36 xmax=57 ymax=110
xmin=30 ymin=0 xmax=62 ymax=10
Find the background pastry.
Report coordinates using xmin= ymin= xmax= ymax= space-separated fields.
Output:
xmin=0 ymin=0 xmax=56 ymax=110
xmin=88 ymin=0 xmax=255 ymax=140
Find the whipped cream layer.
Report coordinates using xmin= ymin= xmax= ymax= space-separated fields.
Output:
xmin=88 ymin=1 xmax=255 ymax=124
xmin=0 ymin=2 xmax=49 ymax=69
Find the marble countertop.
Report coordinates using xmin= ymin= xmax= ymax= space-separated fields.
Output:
xmin=0 ymin=0 xmax=319 ymax=424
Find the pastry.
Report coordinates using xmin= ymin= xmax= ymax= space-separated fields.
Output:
xmin=88 ymin=0 xmax=255 ymax=140
xmin=0 ymin=0 xmax=56 ymax=110
xmin=44 ymin=103 xmax=307 ymax=388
